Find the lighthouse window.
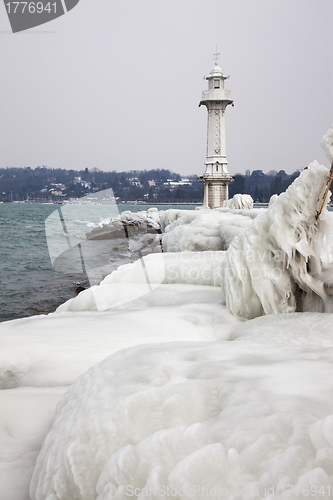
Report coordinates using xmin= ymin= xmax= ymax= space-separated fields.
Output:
xmin=216 ymin=165 xmax=219 ymax=171
xmin=209 ymin=80 xmax=213 ymax=89
xmin=214 ymin=79 xmax=220 ymax=88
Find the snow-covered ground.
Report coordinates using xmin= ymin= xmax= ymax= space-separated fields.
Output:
xmin=1 ymin=158 xmax=333 ymax=500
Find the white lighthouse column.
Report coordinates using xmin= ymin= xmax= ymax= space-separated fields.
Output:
xmin=206 ymin=107 xmax=227 ymax=167
xmin=199 ymin=59 xmax=234 ymax=209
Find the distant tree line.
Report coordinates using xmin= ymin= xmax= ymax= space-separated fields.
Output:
xmin=0 ymin=166 xmax=301 ymax=203
xmin=229 ymin=169 xmax=301 ymax=202
xmin=0 ymin=166 xmax=203 ymax=203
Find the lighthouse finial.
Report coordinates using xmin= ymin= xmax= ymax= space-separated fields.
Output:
xmin=213 ymin=45 xmax=220 ymax=65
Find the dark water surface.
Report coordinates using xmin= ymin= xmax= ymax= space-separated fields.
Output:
xmin=0 ymin=204 xmax=86 ymax=322
xmin=0 ymin=203 xmax=197 ymax=323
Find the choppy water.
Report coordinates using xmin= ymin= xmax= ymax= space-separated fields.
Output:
xmin=0 ymin=203 xmax=197 ymax=323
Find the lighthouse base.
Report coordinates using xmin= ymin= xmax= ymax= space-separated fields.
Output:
xmin=199 ymin=174 xmax=233 ymax=209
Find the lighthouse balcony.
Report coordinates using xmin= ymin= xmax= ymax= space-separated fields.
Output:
xmin=202 ymin=172 xmax=233 ymax=181
xmin=200 ymin=89 xmax=232 ymax=102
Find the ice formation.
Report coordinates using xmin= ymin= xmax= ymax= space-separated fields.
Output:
xmin=161 ymin=210 xmax=253 ymax=252
xmin=30 ymin=338 xmax=333 ymax=500
xmin=218 ymin=218 xmax=253 ymax=251
xmin=221 ymin=161 xmax=333 ymax=319
xmin=269 ymin=193 xmax=278 ymax=207
xmin=229 ymin=193 xmax=253 ymax=210
xmin=321 ymin=125 xmax=333 ymax=164
xmin=117 ymin=207 xmax=162 ymax=227
xmin=159 ymin=209 xmax=194 ymax=232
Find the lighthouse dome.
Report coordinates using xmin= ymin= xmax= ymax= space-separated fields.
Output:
xmin=210 ymin=64 xmax=223 ymax=76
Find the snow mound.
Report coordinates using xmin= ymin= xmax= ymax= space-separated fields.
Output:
xmin=0 ymin=284 xmax=231 ymax=389
xmin=229 ymin=193 xmax=254 ymax=210
xmin=229 ymin=312 xmax=333 ymax=345
xmin=221 ymin=161 xmax=333 ymax=319
xmin=102 ymin=251 xmax=224 ymax=287
xmin=55 ymin=252 xmax=225 ymax=312
xmin=30 ymin=341 xmax=333 ymax=500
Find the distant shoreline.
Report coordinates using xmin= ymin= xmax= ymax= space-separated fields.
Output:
xmin=2 ymin=200 xmax=333 ymax=212
xmin=1 ymin=200 xmax=203 ymax=206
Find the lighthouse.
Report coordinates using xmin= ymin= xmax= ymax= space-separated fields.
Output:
xmin=199 ymin=56 xmax=233 ymax=209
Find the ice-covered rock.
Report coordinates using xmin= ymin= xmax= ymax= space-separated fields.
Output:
xmin=218 ymin=218 xmax=253 ymax=250
xmin=221 ymin=161 xmax=333 ymax=319
xmin=86 ymin=209 xmax=162 ymax=241
xmin=229 ymin=193 xmax=254 ymax=210
xmin=269 ymin=193 xmax=278 ymax=207
xmin=161 ymin=210 xmax=254 ymax=252
xmin=159 ymin=209 xmax=195 ymax=232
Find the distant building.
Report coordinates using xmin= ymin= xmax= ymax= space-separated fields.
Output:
xmin=50 ymin=189 xmax=64 ymax=197
xmin=199 ymin=56 xmax=233 ymax=209
xmin=129 ymin=177 xmax=141 ymax=187
xmin=165 ymin=179 xmax=191 ymax=189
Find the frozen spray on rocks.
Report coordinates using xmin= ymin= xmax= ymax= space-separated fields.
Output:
xmin=321 ymin=125 xmax=333 ymax=165
xmin=221 ymin=126 xmax=333 ymax=319
xmin=316 ymin=125 xmax=333 ymax=220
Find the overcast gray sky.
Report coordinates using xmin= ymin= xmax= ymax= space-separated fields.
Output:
xmin=0 ymin=0 xmax=332 ymax=176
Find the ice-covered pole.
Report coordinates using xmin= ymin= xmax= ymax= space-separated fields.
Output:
xmin=315 ymin=125 xmax=333 ymax=219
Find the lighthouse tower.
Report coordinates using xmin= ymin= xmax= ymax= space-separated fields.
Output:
xmin=199 ymin=55 xmax=233 ymax=209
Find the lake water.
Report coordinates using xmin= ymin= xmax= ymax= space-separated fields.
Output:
xmin=0 ymin=203 xmax=198 ymax=323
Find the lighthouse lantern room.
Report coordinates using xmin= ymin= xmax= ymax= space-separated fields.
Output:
xmin=199 ymin=54 xmax=233 ymax=209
